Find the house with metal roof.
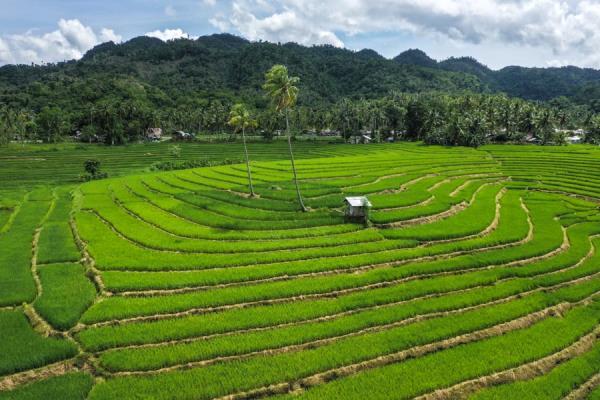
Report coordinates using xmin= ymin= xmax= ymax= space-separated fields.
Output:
xmin=344 ymin=196 xmax=372 ymax=221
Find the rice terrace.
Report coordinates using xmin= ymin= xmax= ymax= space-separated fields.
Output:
xmin=0 ymin=140 xmax=599 ymax=400
xmin=4 ymin=2 xmax=600 ymax=398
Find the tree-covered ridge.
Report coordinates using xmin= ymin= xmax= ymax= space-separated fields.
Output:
xmin=1 ymin=33 xmax=600 ymax=146
xmin=3 ymin=33 xmax=600 ymax=107
xmin=393 ymin=49 xmax=438 ymax=69
xmin=0 ymin=34 xmax=483 ymax=109
xmin=392 ymin=49 xmax=600 ymax=102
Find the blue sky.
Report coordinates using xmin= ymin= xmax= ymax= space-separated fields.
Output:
xmin=1 ymin=0 xmax=599 ymax=69
xmin=0 ymin=0 xmax=220 ymax=37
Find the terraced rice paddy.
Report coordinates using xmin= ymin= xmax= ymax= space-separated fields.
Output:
xmin=1 ymin=142 xmax=599 ymax=399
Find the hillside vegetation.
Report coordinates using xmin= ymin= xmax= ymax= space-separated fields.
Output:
xmin=3 ymin=34 xmax=600 ymax=106
xmin=1 ymin=34 xmax=600 ymax=147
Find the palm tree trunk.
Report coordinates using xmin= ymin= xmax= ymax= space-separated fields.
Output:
xmin=286 ymin=109 xmax=306 ymax=211
xmin=241 ymin=125 xmax=255 ymax=197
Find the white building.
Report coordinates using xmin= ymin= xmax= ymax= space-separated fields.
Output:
xmin=344 ymin=196 xmax=372 ymax=221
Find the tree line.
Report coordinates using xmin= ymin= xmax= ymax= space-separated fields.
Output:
xmin=3 ymin=34 xmax=600 ymax=146
xmin=1 ymin=89 xmax=599 ymax=147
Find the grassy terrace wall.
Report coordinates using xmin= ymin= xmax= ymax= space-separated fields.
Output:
xmin=0 ymin=141 xmax=377 ymax=190
xmin=0 ymin=141 xmax=599 ymax=399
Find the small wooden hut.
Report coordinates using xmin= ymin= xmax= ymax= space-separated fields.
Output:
xmin=344 ymin=196 xmax=372 ymax=222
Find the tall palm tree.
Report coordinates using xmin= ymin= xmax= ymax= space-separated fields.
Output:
xmin=263 ymin=64 xmax=306 ymax=211
xmin=228 ymin=103 xmax=257 ymax=197
xmin=0 ymin=107 xmax=10 ymax=147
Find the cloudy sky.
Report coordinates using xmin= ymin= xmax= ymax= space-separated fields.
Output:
xmin=2 ymin=0 xmax=600 ymax=69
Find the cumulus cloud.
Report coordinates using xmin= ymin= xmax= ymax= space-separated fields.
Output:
xmin=211 ymin=0 xmax=600 ymax=67
xmin=209 ymin=14 xmax=230 ymax=32
xmin=0 ymin=19 xmax=122 ymax=65
xmin=0 ymin=38 xmax=14 ymax=65
xmin=211 ymin=1 xmax=344 ymax=47
xmin=100 ymin=28 xmax=122 ymax=43
xmin=145 ymin=28 xmax=192 ymax=41
xmin=57 ymin=18 xmax=98 ymax=51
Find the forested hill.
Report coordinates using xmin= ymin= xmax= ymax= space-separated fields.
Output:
xmin=2 ymin=33 xmax=600 ymax=111
xmin=395 ymin=49 xmax=600 ymax=102
xmin=0 ymin=34 xmax=485 ymax=111
xmin=3 ymin=33 xmax=600 ymax=147
xmin=2 ymin=33 xmax=599 ymax=114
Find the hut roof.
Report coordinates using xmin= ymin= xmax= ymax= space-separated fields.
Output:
xmin=344 ymin=196 xmax=372 ymax=208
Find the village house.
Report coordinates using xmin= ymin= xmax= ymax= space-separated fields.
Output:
xmin=146 ymin=127 xmax=162 ymax=142
xmin=566 ymin=135 xmax=582 ymax=144
xmin=172 ymin=130 xmax=195 ymax=141
xmin=344 ymin=196 xmax=372 ymax=222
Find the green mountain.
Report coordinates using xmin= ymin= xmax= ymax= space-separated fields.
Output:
xmin=0 ymin=34 xmax=485 ymax=112
xmin=438 ymin=57 xmax=493 ymax=81
xmin=393 ymin=49 xmax=438 ymax=69
xmin=0 ymin=33 xmax=599 ymax=121
xmin=394 ymin=51 xmax=600 ymax=101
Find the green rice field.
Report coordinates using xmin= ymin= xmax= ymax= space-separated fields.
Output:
xmin=1 ymin=141 xmax=599 ymax=399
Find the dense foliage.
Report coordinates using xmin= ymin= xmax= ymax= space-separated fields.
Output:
xmin=0 ymin=34 xmax=599 ymax=146
xmin=305 ymin=92 xmax=594 ymax=147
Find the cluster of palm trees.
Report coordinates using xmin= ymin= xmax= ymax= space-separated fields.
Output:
xmin=586 ymin=115 xmax=600 ymax=144
xmin=2 ymin=85 xmax=589 ymax=149
xmin=0 ymin=100 xmax=234 ymax=146
xmin=229 ymin=64 xmax=306 ymax=211
xmin=300 ymin=92 xmax=580 ymax=146
xmin=162 ymin=102 xmax=230 ymax=135
xmin=0 ymin=107 xmax=33 ymax=146
xmin=227 ymin=79 xmax=594 ymax=209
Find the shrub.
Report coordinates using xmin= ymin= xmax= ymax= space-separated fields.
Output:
xmin=149 ymin=158 xmax=243 ymax=171
xmin=81 ymin=159 xmax=108 ymax=181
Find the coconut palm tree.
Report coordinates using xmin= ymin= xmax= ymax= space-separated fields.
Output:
xmin=263 ymin=64 xmax=306 ymax=211
xmin=228 ymin=103 xmax=257 ymax=197
xmin=0 ymin=107 xmax=10 ymax=147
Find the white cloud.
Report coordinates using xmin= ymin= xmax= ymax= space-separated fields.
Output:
xmin=57 ymin=18 xmax=98 ymax=51
xmin=547 ymin=59 xmax=567 ymax=68
xmin=0 ymin=38 xmax=13 ymax=65
xmin=209 ymin=14 xmax=230 ymax=32
xmin=212 ymin=0 xmax=600 ymax=67
xmin=100 ymin=28 xmax=122 ymax=43
xmin=145 ymin=28 xmax=192 ymax=41
xmin=211 ymin=1 xmax=344 ymax=47
xmin=203 ymin=0 xmax=217 ymax=6
xmin=0 ymin=19 xmax=122 ymax=65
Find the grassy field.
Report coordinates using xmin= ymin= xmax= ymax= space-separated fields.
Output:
xmin=0 ymin=141 xmax=599 ymax=399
